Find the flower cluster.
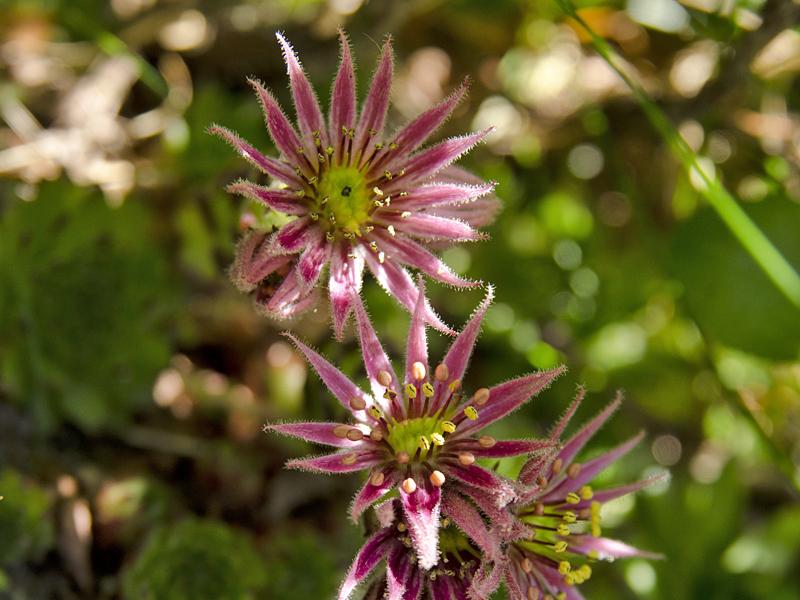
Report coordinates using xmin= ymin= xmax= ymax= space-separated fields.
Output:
xmin=212 ymin=31 xmax=498 ymax=338
xmin=215 ymin=31 xmax=662 ymax=600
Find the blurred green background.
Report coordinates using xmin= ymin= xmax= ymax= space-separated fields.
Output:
xmin=1 ymin=0 xmax=799 ymax=598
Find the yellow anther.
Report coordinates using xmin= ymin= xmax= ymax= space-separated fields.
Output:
xmin=375 ymin=143 xmax=384 ymax=150
xmin=396 ymin=451 xmax=410 ymax=464
xmin=419 ymin=436 xmax=431 ymax=451
xmin=462 ymin=406 xmax=478 ymax=421
xmin=373 ymin=186 xmax=384 ymax=197
xmin=578 ymin=565 xmax=592 ymax=579
xmin=478 ymin=435 xmax=496 ymax=448
xmin=411 ymin=361 xmax=426 ymax=380
xmin=567 ymin=463 xmax=582 ymax=478
xmin=556 ymin=593 xmax=566 ymax=600
xmin=349 ymin=397 xmax=367 ymax=411
xmin=429 ymin=470 xmax=446 ymax=487
xmin=333 ymin=424 xmax=350 ymax=438
xmin=377 ymin=370 xmax=392 ymax=387
xmin=458 ymin=452 xmax=475 ymax=466
xmin=431 ymin=433 xmax=445 ymax=446
xmin=397 ymin=522 xmax=407 ymax=532
xmin=341 ymin=453 xmax=358 ymax=466
xmin=422 ymin=382 xmax=434 ymax=397
xmin=368 ymin=406 xmax=383 ymax=419
xmin=383 ymin=170 xmax=392 ymax=180
xmin=562 ymin=511 xmax=577 ymax=524
xmin=553 ymin=541 xmax=568 ymax=553
xmin=401 ymin=478 xmax=417 ymax=494
xmin=592 ymin=522 xmax=602 ymax=538
xmin=326 ymin=146 xmax=334 ymax=155
xmin=563 ymin=572 xmax=576 ymax=586
xmin=580 ymin=485 xmax=593 ymax=500
xmin=558 ymin=561 xmax=571 ymax=575
xmin=440 ymin=420 xmax=456 ymax=434
xmin=566 ymin=492 xmax=581 ymax=504
xmin=389 ymin=142 xmax=398 ymax=150
xmin=435 ymin=363 xmax=449 ymax=382
xmin=326 ymin=232 xmax=335 ymax=242
xmin=449 ymin=379 xmax=461 ymax=392
xmin=370 ymin=471 xmax=385 ymax=486
xmin=405 ymin=383 xmax=418 ymax=398
xmin=551 ymin=458 xmax=563 ymax=474
xmin=588 ymin=550 xmax=599 ymax=560
xmin=557 ymin=524 xmax=571 ymax=536
xmin=346 ymin=428 xmax=364 ymax=441
xmin=310 ymin=212 xmax=319 ymax=221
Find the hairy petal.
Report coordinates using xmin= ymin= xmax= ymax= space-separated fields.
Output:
xmin=376 ymin=213 xmax=483 ymax=242
xmin=387 ymin=547 xmax=423 ymax=600
xmin=227 ymin=181 xmax=307 ymax=216
xmin=330 ymin=29 xmax=357 ymax=156
xmin=557 ymin=393 xmax=623 ymax=469
xmin=570 ymin=536 xmax=664 ymax=561
xmin=389 ymin=182 xmax=495 ymax=212
xmin=451 ymin=438 xmax=555 ymax=459
xmin=442 ymin=492 xmax=498 ymax=558
xmin=443 ymin=463 xmax=515 ymax=507
xmin=229 ymin=230 xmax=291 ymax=291
xmin=355 ymin=37 xmax=393 ymax=161
xmin=296 ymin=228 xmax=331 ymax=290
xmin=276 ymin=216 xmax=313 ymax=253
xmin=262 ymin=270 xmax=318 ymax=317
xmin=267 ymin=422 xmax=365 ymax=448
xmin=339 ymin=529 xmax=396 ymax=600
xmin=286 ymin=449 xmax=382 ymax=474
xmin=404 ymin=277 xmax=429 ymax=384
xmin=400 ymin=479 xmax=441 ymax=570
xmin=329 ymin=241 xmax=364 ymax=339
xmin=350 ymin=468 xmax=399 ymax=523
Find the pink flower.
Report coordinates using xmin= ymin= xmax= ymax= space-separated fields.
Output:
xmin=210 ymin=31 xmax=498 ymax=337
xmin=503 ymin=390 xmax=665 ymax=600
xmin=267 ymin=281 xmax=562 ymax=571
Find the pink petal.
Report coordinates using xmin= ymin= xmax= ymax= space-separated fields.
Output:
xmin=276 ymin=33 xmax=328 ymax=153
xmin=354 ymin=36 xmax=393 ymax=161
xmin=362 ymin=245 xmax=454 ymax=335
xmin=571 ymin=473 xmax=669 ymax=510
xmin=286 ymin=449 xmax=382 ymax=474
xmin=339 ymin=529 xmax=396 ymax=600
xmin=387 ymin=547 xmax=423 ymax=600
xmin=503 ymin=562 xmax=527 ymax=600
xmin=556 ymin=392 xmax=622 ymax=470
xmin=329 ymin=30 xmax=357 ymax=159
xmin=371 ymin=79 xmax=470 ymax=177
xmin=350 ymin=467 xmax=399 ymax=523
xmin=450 ymin=438 xmax=555 ymax=459
xmin=430 ymin=577 xmax=451 ymax=600
xmin=207 ymin=124 xmax=304 ymax=187
xmin=400 ymin=478 xmax=442 ymax=570
xmin=353 ymin=293 xmax=402 ymax=416
xmin=443 ymin=463 xmax=515 ymax=507
xmin=376 ymin=212 xmax=483 ymax=242
xmin=283 ymin=333 xmax=373 ymax=417
xmin=467 ymin=487 xmax=528 ymax=539
xmin=296 ymin=228 xmax=331 ymax=290
xmin=429 ymin=195 xmax=501 ymax=229
xmin=328 ymin=241 xmax=364 ymax=339
xmin=457 ymin=366 xmax=566 ymax=435
xmin=262 ymin=269 xmax=319 ymax=317
xmin=267 ymin=421 xmax=365 ymax=448
xmin=276 ymin=216 xmax=313 ymax=252
xmin=517 ymin=448 xmax=559 ymax=488
xmin=441 ymin=492 xmax=498 ymax=558
xmin=569 ymin=536 xmax=664 ymax=561
xmin=227 ymin=181 xmax=307 ymax=216
xmin=384 ymin=129 xmax=491 ymax=193
xmin=370 ymin=230 xmax=479 ymax=288
xmin=404 ymin=277 xmax=429 ymax=386
xmin=229 ymin=231 xmax=291 ymax=291
xmin=469 ymin=559 xmax=504 ymax=599
xmin=543 ymin=431 xmax=645 ymax=502
xmin=538 ymin=565 xmax=586 ymax=600
xmin=389 ymin=182 xmax=495 ymax=212
xmin=247 ymin=78 xmax=311 ymax=176
xmin=549 ymin=387 xmax=585 ymax=441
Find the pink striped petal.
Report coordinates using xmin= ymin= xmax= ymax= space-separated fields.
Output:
xmin=545 ymin=432 xmax=645 ymax=502
xmin=276 ymin=33 xmax=328 ymax=152
xmin=247 ymin=78 xmax=310 ymax=175
xmin=457 ymin=367 xmax=566 ymax=435
xmin=353 ymin=293 xmax=402 ymax=416
xmin=549 ymin=387 xmax=585 ymax=441
xmin=400 ymin=478 xmax=441 ymax=570
xmin=296 ymin=229 xmax=331 ymax=289
xmin=451 ymin=438 xmax=554 ymax=459
xmin=503 ymin=562 xmax=527 ymax=600
xmin=227 ymin=181 xmax=307 ymax=216
xmin=354 ymin=36 xmax=393 ymax=160
xmin=538 ymin=565 xmax=586 ymax=600
xmin=569 ymin=536 xmax=664 ymax=561
xmin=329 ymin=30 xmax=357 ymax=156
xmin=339 ymin=529 xmax=396 ymax=600
xmin=276 ymin=216 xmax=312 ymax=252
xmin=350 ymin=467 xmax=399 ymax=523
xmin=389 ymin=182 xmax=495 ymax=211
xmin=429 ymin=194 xmax=501 ymax=229
xmin=376 ymin=212 xmax=483 ymax=242
xmin=404 ymin=277 xmax=429 ymax=385
xmin=230 ymin=231 xmax=291 ymax=290
xmin=556 ymin=393 xmax=622 ymax=469
xmin=372 ymin=80 xmax=470 ymax=177
xmin=370 ymin=230 xmax=479 ymax=288
xmin=362 ymin=246 xmax=454 ymax=335
xmin=384 ymin=129 xmax=491 ymax=192
xmin=283 ymin=333 xmax=372 ymax=416
xmin=467 ymin=487 xmax=528 ymax=538
xmin=430 ymin=577 xmax=451 ymax=600
xmin=443 ymin=464 xmax=515 ymax=507
xmin=517 ymin=448 xmax=559 ymax=488
xmin=207 ymin=124 xmax=304 ymax=187
xmin=267 ymin=421 xmax=365 ymax=448
xmin=286 ymin=449 xmax=382 ymax=474
xmin=572 ymin=474 xmax=668 ymax=509
xmin=387 ymin=546 xmax=423 ymax=600
xmin=328 ymin=241 xmax=364 ymax=339
xmin=262 ymin=270 xmax=318 ymax=317
xmin=442 ymin=492 xmax=498 ymax=558
xmin=469 ymin=559 xmax=504 ymax=599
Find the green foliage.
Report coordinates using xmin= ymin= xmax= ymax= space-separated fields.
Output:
xmin=0 ymin=470 xmax=53 ymax=565
xmin=122 ymin=519 xmax=265 ymax=600
xmin=262 ymin=528 xmax=342 ymax=597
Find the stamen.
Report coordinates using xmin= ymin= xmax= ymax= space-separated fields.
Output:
xmin=341 ymin=453 xmax=358 ymax=466
xmin=527 ymin=587 xmax=540 ymax=600
xmin=333 ymin=425 xmax=350 ymax=438
xmin=387 ymin=225 xmax=396 ymax=236
xmin=422 ymin=382 xmax=435 ymax=398
xmin=565 ymin=492 xmax=581 ymax=504
xmin=368 ymin=406 xmax=383 ymax=420
xmin=580 ymin=485 xmax=593 ymax=500
xmin=440 ymin=420 xmax=456 ymax=434
xmin=396 ymin=451 xmax=410 ymax=464
xmin=370 ymin=429 xmax=384 ymax=442
xmin=534 ymin=503 xmax=545 ymax=516
xmin=430 ymin=433 xmax=445 ymax=446
xmin=551 ymin=458 xmax=563 ymax=475
xmin=373 ymin=186 xmax=384 ymax=197
xmin=411 ymin=361 xmax=426 ymax=381
xmin=458 ymin=452 xmax=475 ymax=466
xmin=567 ymin=463 xmax=582 ymax=478
xmin=429 ymin=470 xmax=446 ymax=487
xmin=349 ymin=397 xmax=367 ymax=411
xmin=435 ymin=363 xmax=450 ymax=382
xmin=377 ymin=370 xmax=392 ymax=387
xmin=537 ymin=475 xmax=548 ymax=488
xmin=378 ymin=251 xmax=385 ymax=264
xmin=553 ymin=541 xmax=568 ymax=553
xmin=449 ymin=379 xmax=461 ymax=392
xmin=463 ymin=406 xmax=478 ymax=421
xmin=370 ymin=471 xmax=385 ymax=486
xmin=520 ymin=557 xmax=533 ymax=573
xmin=558 ymin=561 xmax=571 ymax=575
xmin=405 ymin=383 xmax=417 ymax=399
xmin=401 ymin=211 xmax=411 ymax=218
xmin=473 ymin=388 xmax=490 ymax=406
xmin=401 ymin=478 xmax=417 ymax=494
xmin=346 ymin=428 xmax=364 ymax=442
xmin=562 ymin=511 xmax=577 ymax=524
xmin=419 ymin=436 xmax=431 ymax=452
xmin=478 ymin=435 xmax=496 ymax=448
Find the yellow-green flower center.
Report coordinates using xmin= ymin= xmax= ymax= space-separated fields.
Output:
xmin=312 ymin=165 xmax=371 ymax=237
xmin=386 ymin=416 xmax=445 ymax=460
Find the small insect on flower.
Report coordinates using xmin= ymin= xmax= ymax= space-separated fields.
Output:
xmin=210 ymin=30 xmax=499 ymax=338
xmin=502 ymin=390 xmax=666 ymax=600
xmin=266 ymin=279 xmax=563 ymax=571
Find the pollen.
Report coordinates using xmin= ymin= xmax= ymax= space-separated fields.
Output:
xmin=551 ymin=458 xmax=563 ymax=474
xmin=341 ymin=453 xmax=358 ymax=466
xmin=567 ymin=463 xmax=582 ymax=478
xmin=346 ymin=428 xmax=364 ymax=441
xmin=478 ymin=435 xmax=496 ymax=448
xmin=435 ymin=363 xmax=449 ymax=382
xmin=458 ymin=452 xmax=475 ymax=466
xmin=429 ymin=470 xmax=446 ymax=487
xmin=370 ymin=471 xmax=385 ymax=486
xmin=473 ymin=388 xmax=490 ymax=406
xmin=401 ymin=477 xmax=417 ymax=494
xmin=463 ymin=406 xmax=479 ymax=421
xmin=558 ymin=561 xmax=571 ymax=575
xmin=562 ymin=511 xmax=577 ymax=524
xmin=419 ymin=436 xmax=431 ymax=451
xmin=377 ymin=370 xmax=392 ymax=387
xmin=411 ymin=361 xmax=426 ymax=380
xmin=349 ymin=397 xmax=367 ymax=411
xmin=368 ymin=406 xmax=383 ymax=419
xmin=333 ymin=424 xmax=350 ymax=438
xmin=422 ymin=382 xmax=434 ymax=397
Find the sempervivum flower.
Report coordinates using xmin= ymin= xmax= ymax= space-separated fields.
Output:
xmin=339 ymin=495 xmax=504 ymax=600
xmin=210 ymin=31 xmax=498 ymax=337
xmin=267 ymin=281 xmax=563 ymax=570
xmin=503 ymin=390 xmax=665 ymax=600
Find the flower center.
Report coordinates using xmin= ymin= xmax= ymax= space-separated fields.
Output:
xmin=312 ymin=165 xmax=371 ymax=238
xmin=386 ymin=416 xmax=444 ymax=459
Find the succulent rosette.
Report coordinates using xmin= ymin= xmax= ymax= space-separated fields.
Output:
xmin=267 ymin=281 xmax=563 ymax=571
xmin=502 ymin=391 xmax=665 ymax=600
xmin=210 ymin=31 xmax=499 ymax=337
